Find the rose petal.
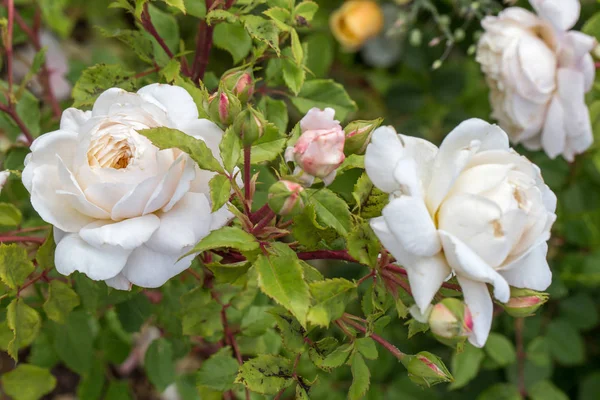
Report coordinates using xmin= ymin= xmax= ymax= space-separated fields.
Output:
xmin=365 ymin=126 xmax=405 ymax=193
xmin=105 ymin=273 xmax=132 ymax=291
xmin=439 ymin=230 xmax=510 ymax=303
xmin=457 ymin=276 xmax=493 ymax=348
xmin=55 ymin=233 xmax=131 ymax=280
xmin=530 ymin=0 xmax=580 ymax=31
xmin=300 ymin=108 xmax=340 ymax=131
xmin=381 ymin=197 xmax=441 ymax=257
xmin=500 ymin=242 xmax=552 ymax=291
xmin=426 ymin=119 xmax=509 ymax=214
xmin=92 ymin=88 xmax=145 ymax=117
xmin=79 ymin=214 xmax=160 ymax=250
xmin=121 ymin=246 xmax=195 ymax=288
xmin=138 ymin=83 xmax=199 ymax=125
xmin=60 ymin=108 xmax=92 ymax=132
xmin=540 ymin=95 xmax=566 ymax=160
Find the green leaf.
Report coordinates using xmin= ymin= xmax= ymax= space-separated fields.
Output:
xmin=294 ymin=1 xmax=318 ymax=22
xmin=250 ymin=122 xmax=286 ymax=164
xmin=209 ymin=174 xmax=232 ymax=212
xmin=580 ymin=371 xmax=600 ymax=400
xmin=145 ymin=338 xmax=176 ymax=392
xmin=0 ymin=203 xmax=22 ymax=226
xmin=347 ymin=222 xmax=380 ymax=267
xmin=307 ymin=278 xmax=356 ymax=327
xmin=546 ymin=319 xmax=585 ymax=365
xmin=583 ymin=12 xmax=600 ymax=39
xmin=188 ymin=226 xmax=259 ymax=255
xmin=291 ymin=79 xmax=357 ymax=121
xmin=162 ymin=0 xmax=186 ymax=13
xmin=28 ymin=331 xmax=60 ymax=369
xmin=52 ymin=311 xmax=95 ymax=374
xmin=39 ymin=0 xmax=74 ymax=38
xmin=76 ymin=359 xmax=105 ymax=400
xmin=307 ymin=188 xmax=352 ymax=236
xmin=349 ymin=352 xmax=370 ymax=400
xmin=36 ymin=229 xmax=55 ymax=270
xmin=236 ymin=355 xmax=294 ymax=395
xmin=476 ymin=383 xmax=521 ymax=400
xmin=196 ymin=347 xmax=239 ymax=392
xmin=184 ymin=0 xmax=206 ymax=18
xmin=258 ymin=96 xmax=288 ymax=134
xmin=255 ymin=242 xmax=311 ymax=327
xmin=7 ymin=299 xmax=41 ymax=361
xmin=527 ymin=337 xmax=551 ymax=367
xmin=263 ymin=7 xmax=292 ymax=31
xmin=304 ymin=33 xmax=334 ymax=78
xmin=484 ymin=333 xmax=516 ymax=367
xmin=558 ymin=293 xmax=599 ymax=331
xmin=98 ymin=28 xmax=154 ymax=64
xmin=181 ymin=288 xmax=223 ymax=337
xmin=0 ymin=243 xmax=35 ymax=289
xmin=282 ymin=58 xmax=305 ymax=95
xmin=242 ymin=15 xmax=281 ymax=55
xmin=320 ymin=343 xmax=353 ymax=369
xmin=115 ymin=293 xmax=152 ymax=333
xmin=206 ymin=9 xmax=237 ymax=24
xmin=219 ymin=127 xmax=242 ymax=173
xmin=105 ymin=381 xmax=133 ymax=400
xmin=1 ymin=364 xmax=56 ymax=400
xmin=43 ymin=280 xmax=80 ymax=324
xmin=241 ymin=305 xmax=276 ymax=336
xmin=271 ymin=309 xmax=306 ymax=353
xmin=529 ymin=381 xmax=568 ymax=400
xmin=214 ymin=23 xmax=253 ymax=64
xmin=355 ymin=337 xmax=378 ymax=360
xmin=72 ymin=64 xmax=136 ymax=108
xmin=138 ymin=127 xmax=223 ymax=173
xmin=290 ymin=29 xmax=303 ymax=64
xmin=406 ymin=318 xmax=429 ymax=338
xmin=449 ymin=343 xmax=485 ymax=390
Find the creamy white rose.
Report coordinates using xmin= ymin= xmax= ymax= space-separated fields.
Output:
xmin=476 ymin=0 xmax=596 ymax=161
xmin=22 ymin=84 xmax=232 ymax=289
xmin=366 ymin=119 xmax=556 ymax=347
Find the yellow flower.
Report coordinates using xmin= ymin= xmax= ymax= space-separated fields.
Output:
xmin=330 ymin=0 xmax=384 ymax=51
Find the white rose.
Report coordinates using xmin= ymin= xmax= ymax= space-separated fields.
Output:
xmin=365 ymin=119 xmax=557 ymax=347
xmin=22 ymin=84 xmax=232 ymax=289
xmin=476 ymin=0 xmax=596 ymax=161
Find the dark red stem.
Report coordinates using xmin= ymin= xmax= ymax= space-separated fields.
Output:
xmin=0 ymin=103 xmax=34 ymax=144
xmin=0 ymin=235 xmax=45 ymax=244
xmin=253 ymin=210 xmax=276 ymax=234
xmin=341 ymin=316 xmax=406 ymax=360
xmin=296 ymin=250 xmax=357 ymax=263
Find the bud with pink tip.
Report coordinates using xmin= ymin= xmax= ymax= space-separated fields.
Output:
xmin=285 ymin=108 xmax=345 ymax=186
xmin=206 ymin=87 xmax=241 ymax=126
xmin=268 ymin=180 xmax=305 ymax=216
xmin=428 ymin=298 xmax=473 ymax=346
xmin=222 ymin=68 xmax=255 ymax=102
xmin=344 ymin=118 xmax=382 ymax=155
xmin=402 ymin=351 xmax=453 ymax=387
xmin=502 ymin=288 xmax=549 ymax=318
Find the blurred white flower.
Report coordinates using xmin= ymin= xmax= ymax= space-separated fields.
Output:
xmin=22 ymin=84 xmax=232 ymax=289
xmin=0 ymin=171 xmax=10 ymax=193
xmin=13 ymin=30 xmax=72 ymax=101
xmin=477 ymin=0 xmax=596 ymax=161
xmin=366 ymin=119 xmax=556 ymax=346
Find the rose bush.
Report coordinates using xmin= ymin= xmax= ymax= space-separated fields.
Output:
xmin=477 ymin=0 xmax=596 ymax=161
xmin=366 ymin=118 xmax=556 ymax=346
xmin=22 ymin=84 xmax=232 ymax=289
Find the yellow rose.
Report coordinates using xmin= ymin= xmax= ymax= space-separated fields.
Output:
xmin=330 ymin=0 xmax=384 ymax=51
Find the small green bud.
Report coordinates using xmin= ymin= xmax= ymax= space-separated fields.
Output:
xmin=432 ymin=60 xmax=442 ymax=70
xmin=233 ymin=107 xmax=266 ymax=146
xmin=501 ymin=288 xmax=549 ymax=318
xmin=344 ymin=118 xmax=383 ymax=155
xmin=438 ymin=15 xmax=451 ymax=26
xmin=409 ymin=29 xmax=422 ymax=47
xmin=222 ymin=68 xmax=255 ymax=103
xmin=402 ymin=351 xmax=453 ymax=387
xmin=207 ymin=87 xmax=242 ymax=127
xmin=454 ymin=28 xmax=465 ymax=42
xmin=268 ymin=180 xmax=305 ymax=216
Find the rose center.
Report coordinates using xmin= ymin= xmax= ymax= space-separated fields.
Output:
xmin=87 ymin=134 xmax=135 ymax=170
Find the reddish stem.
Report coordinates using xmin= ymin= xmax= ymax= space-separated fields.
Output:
xmin=296 ymin=250 xmax=357 ymax=263
xmin=0 ymin=235 xmax=45 ymax=244
xmin=341 ymin=316 xmax=406 ymax=360
xmin=0 ymin=103 xmax=34 ymax=144
xmin=243 ymin=146 xmax=252 ymax=210
xmin=134 ymin=66 xmax=160 ymax=79
xmin=250 ymin=203 xmax=272 ymax=224
xmin=18 ymin=269 xmax=48 ymax=295
xmin=253 ymin=209 xmax=276 ymax=234
xmin=515 ymin=318 xmax=527 ymax=396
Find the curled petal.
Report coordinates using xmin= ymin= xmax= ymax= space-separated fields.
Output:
xmin=500 ymin=242 xmax=552 ymax=291
xmin=121 ymin=246 xmax=195 ymax=288
xmin=365 ymin=126 xmax=405 ymax=193
xmin=530 ymin=0 xmax=580 ymax=31
xmin=138 ymin=83 xmax=199 ymax=125
xmin=60 ymin=108 xmax=92 ymax=132
xmin=300 ymin=108 xmax=340 ymax=131
xmin=79 ymin=214 xmax=160 ymax=250
xmin=457 ymin=276 xmax=494 ymax=348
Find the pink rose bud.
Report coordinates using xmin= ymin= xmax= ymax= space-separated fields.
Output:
xmin=344 ymin=118 xmax=382 ymax=155
xmin=402 ymin=351 xmax=453 ymax=387
xmin=286 ymin=108 xmax=345 ymax=186
xmin=222 ymin=68 xmax=255 ymax=103
xmin=502 ymin=288 xmax=549 ymax=318
xmin=207 ymin=87 xmax=241 ymax=127
xmin=429 ymin=298 xmax=473 ymax=345
xmin=268 ymin=180 xmax=305 ymax=216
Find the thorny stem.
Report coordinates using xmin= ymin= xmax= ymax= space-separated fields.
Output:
xmin=250 ymin=203 xmax=272 ymax=224
xmin=356 ymin=270 xmax=376 ymax=286
xmin=341 ymin=315 xmax=407 ymax=361
xmin=381 ymin=269 xmax=413 ymax=296
xmin=253 ymin=209 xmax=276 ymax=234
xmin=515 ymin=318 xmax=527 ymax=397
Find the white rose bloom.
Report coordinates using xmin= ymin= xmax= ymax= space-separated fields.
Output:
xmin=476 ymin=0 xmax=596 ymax=161
xmin=22 ymin=84 xmax=232 ymax=289
xmin=365 ymin=119 xmax=557 ymax=347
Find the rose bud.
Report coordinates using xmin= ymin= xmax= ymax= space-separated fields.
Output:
xmin=207 ymin=87 xmax=241 ymax=127
xmin=233 ymin=106 xmax=266 ymax=146
xmin=501 ymin=288 xmax=549 ymax=318
xmin=330 ymin=0 xmax=384 ymax=51
xmin=429 ymin=298 xmax=473 ymax=345
xmin=222 ymin=68 xmax=255 ymax=103
xmin=268 ymin=180 xmax=305 ymax=217
xmin=285 ymin=108 xmax=345 ymax=186
xmin=402 ymin=351 xmax=453 ymax=387
xmin=344 ymin=118 xmax=383 ymax=155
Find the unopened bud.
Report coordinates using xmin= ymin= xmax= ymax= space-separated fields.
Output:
xmin=344 ymin=118 xmax=382 ymax=155
xmin=454 ymin=29 xmax=465 ymax=42
xmin=233 ymin=107 xmax=265 ymax=146
xmin=402 ymin=351 xmax=453 ymax=387
xmin=409 ymin=29 xmax=422 ymax=46
xmin=429 ymin=298 xmax=473 ymax=343
xmin=268 ymin=180 xmax=305 ymax=216
xmin=222 ymin=68 xmax=255 ymax=103
xmin=502 ymin=288 xmax=549 ymax=318
xmin=432 ymin=60 xmax=443 ymax=70
xmin=429 ymin=37 xmax=441 ymax=47
xmin=207 ymin=87 xmax=241 ymax=127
